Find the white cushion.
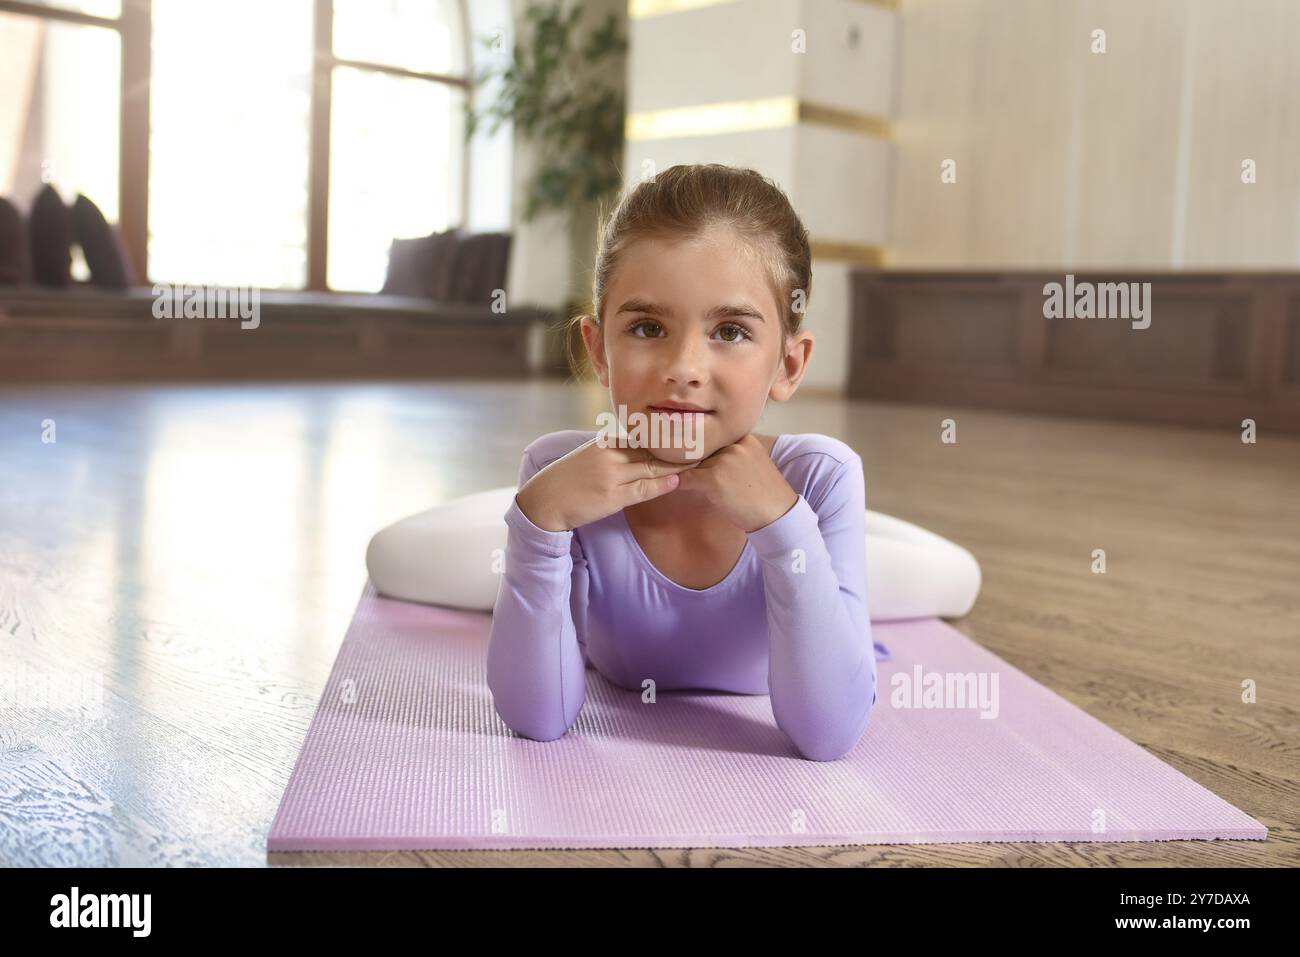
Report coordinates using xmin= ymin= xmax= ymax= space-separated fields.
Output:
xmin=366 ymin=486 xmax=981 ymax=621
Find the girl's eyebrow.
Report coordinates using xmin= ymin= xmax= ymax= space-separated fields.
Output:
xmin=615 ymin=297 xmax=766 ymax=323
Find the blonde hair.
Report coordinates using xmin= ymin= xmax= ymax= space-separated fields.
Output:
xmin=565 ymin=163 xmax=812 ymax=380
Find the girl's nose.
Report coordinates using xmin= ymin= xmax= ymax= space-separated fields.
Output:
xmin=664 ymin=334 xmax=707 ymax=385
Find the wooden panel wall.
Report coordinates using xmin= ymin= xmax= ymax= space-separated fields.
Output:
xmin=849 ymin=269 xmax=1300 ymax=432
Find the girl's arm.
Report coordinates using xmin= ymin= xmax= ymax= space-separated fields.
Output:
xmin=486 ymin=446 xmax=589 ymax=741
xmin=748 ymin=451 xmax=876 ymax=760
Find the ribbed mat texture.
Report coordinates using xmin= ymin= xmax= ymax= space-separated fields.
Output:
xmin=269 ymin=581 xmax=1267 ymax=850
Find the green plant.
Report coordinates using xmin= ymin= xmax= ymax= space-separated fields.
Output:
xmin=464 ymin=0 xmax=627 ymax=222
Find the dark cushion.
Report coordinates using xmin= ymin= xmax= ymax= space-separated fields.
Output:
xmin=428 ymin=229 xmax=461 ymax=300
xmin=381 ymin=234 xmax=433 ymax=297
xmin=447 ymin=232 xmax=511 ymax=304
xmin=71 ymin=194 xmax=134 ymax=289
xmin=0 ymin=197 xmax=31 ymax=284
xmin=381 ymin=228 xmax=460 ymax=299
xmin=28 ymin=184 xmax=73 ymax=288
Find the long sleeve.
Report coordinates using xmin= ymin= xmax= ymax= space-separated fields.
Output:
xmin=748 ymin=452 xmax=876 ymax=761
xmin=486 ymin=448 xmax=589 ymax=741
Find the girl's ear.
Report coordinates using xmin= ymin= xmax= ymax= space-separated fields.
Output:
xmin=770 ymin=331 xmax=814 ymax=401
xmin=580 ymin=316 xmax=610 ymax=387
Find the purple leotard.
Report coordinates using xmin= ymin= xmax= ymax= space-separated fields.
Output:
xmin=487 ymin=429 xmax=878 ymax=761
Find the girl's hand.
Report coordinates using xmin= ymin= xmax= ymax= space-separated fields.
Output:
xmin=673 ymin=433 xmax=799 ymax=533
xmin=515 ymin=436 xmax=701 ymax=532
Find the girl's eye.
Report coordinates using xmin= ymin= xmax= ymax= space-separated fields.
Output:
xmin=628 ymin=320 xmax=752 ymax=343
xmin=716 ymin=322 xmax=752 ymax=343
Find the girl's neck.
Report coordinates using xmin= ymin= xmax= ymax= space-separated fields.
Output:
xmin=624 ymin=487 xmax=718 ymax=529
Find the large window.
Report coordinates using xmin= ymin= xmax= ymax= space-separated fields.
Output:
xmin=0 ymin=8 xmax=121 ymax=279
xmin=325 ymin=0 xmax=467 ymax=292
xmin=0 ymin=0 xmax=469 ymax=291
xmin=148 ymin=0 xmax=313 ymax=288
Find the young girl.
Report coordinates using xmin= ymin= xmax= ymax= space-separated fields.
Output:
xmin=487 ymin=163 xmax=875 ymax=761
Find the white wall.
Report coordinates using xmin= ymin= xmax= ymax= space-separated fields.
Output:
xmin=890 ymin=0 xmax=1300 ymax=269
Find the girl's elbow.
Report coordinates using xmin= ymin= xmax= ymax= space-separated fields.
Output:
xmin=793 ymin=733 xmax=860 ymax=762
xmin=507 ymin=720 xmax=571 ymax=742
xmin=791 ymin=693 xmax=876 ymax=762
xmin=493 ymin=702 xmax=571 ymax=741
xmin=489 ymin=687 xmax=582 ymax=742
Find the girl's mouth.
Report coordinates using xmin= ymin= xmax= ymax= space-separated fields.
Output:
xmin=648 ymin=406 xmax=714 ymax=416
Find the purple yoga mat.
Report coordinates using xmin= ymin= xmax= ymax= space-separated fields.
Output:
xmin=268 ymin=581 xmax=1267 ymax=851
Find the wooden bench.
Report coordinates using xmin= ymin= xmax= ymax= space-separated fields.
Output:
xmin=0 ymin=286 xmax=554 ymax=381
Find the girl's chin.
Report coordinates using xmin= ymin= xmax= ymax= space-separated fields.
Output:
xmin=614 ymin=430 xmax=704 ymax=457
xmin=650 ymin=447 xmax=710 ymax=464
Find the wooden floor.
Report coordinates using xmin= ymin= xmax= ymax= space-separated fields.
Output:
xmin=1 ymin=379 xmax=1296 ymax=867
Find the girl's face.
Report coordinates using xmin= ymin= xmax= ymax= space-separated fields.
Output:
xmin=582 ymin=227 xmax=813 ymax=463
